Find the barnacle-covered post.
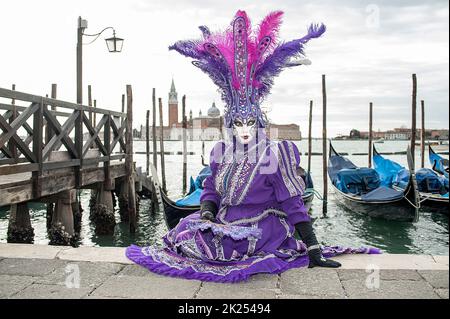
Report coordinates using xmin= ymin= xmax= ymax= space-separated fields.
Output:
xmin=7 ymin=203 xmax=34 ymax=244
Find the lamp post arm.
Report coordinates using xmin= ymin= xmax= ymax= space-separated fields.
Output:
xmin=82 ymin=27 xmax=116 ymax=45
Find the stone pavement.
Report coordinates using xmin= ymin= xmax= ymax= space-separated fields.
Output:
xmin=0 ymin=243 xmax=448 ymax=299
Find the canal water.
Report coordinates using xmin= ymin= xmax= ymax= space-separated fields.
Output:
xmin=0 ymin=139 xmax=448 ymax=255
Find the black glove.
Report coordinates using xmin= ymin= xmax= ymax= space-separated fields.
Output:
xmin=200 ymin=200 xmax=218 ymax=222
xmin=295 ymin=221 xmax=341 ymax=268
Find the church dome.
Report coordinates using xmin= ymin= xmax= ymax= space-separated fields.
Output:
xmin=207 ymin=102 xmax=220 ymax=117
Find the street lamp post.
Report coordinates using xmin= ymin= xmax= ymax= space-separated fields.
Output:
xmin=76 ymin=16 xmax=124 ymax=105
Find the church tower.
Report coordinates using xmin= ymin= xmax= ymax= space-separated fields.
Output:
xmin=168 ymin=79 xmax=178 ymax=128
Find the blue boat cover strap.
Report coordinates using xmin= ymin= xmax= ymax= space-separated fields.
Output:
xmin=361 ymin=186 xmax=404 ymax=202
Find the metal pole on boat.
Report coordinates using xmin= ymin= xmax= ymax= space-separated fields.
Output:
xmin=182 ymin=95 xmax=188 ymax=195
xmin=420 ymin=100 xmax=425 ymax=168
xmin=411 ymin=74 xmax=417 ymax=167
xmin=368 ymin=102 xmax=373 ymax=168
xmin=322 ymin=75 xmax=328 ymax=214
xmin=308 ymin=100 xmax=313 ymax=174
xmin=159 ymin=98 xmax=167 ymax=192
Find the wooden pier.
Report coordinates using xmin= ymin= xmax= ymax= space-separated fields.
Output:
xmin=0 ymin=85 xmax=140 ymax=245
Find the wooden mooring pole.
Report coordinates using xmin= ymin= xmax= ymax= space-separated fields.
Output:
xmin=146 ymin=109 xmax=150 ymax=175
xmin=322 ymin=75 xmax=328 ymax=214
xmin=307 ymin=100 xmax=313 ymax=174
xmin=126 ymin=85 xmax=137 ymax=233
xmin=368 ymin=102 xmax=373 ymax=168
xmin=152 ymin=88 xmax=158 ymax=171
xmin=158 ymin=98 xmax=167 ymax=192
xmin=411 ymin=74 xmax=417 ymax=167
xmin=421 ymin=100 xmax=425 ymax=168
xmin=182 ymin=95 xmax=187 ymax=195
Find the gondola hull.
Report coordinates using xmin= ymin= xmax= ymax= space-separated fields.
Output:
xmin=332 ymin=184 xmax=418 ymax=221
xmin=419 ymin=194 xmax=449 ymax=215
xmin=328 ymin=143 xmax=419 ymax=222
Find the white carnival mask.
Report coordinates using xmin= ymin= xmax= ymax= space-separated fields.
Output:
xmin=232 ymin=117 xmax=257 ymax=145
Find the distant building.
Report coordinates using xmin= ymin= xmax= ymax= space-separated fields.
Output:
xmin=268 ymin=123 xmax=302 ymax=140
xmin=139 ymin=79 xmax=302 ymax=141
xmin=338 ymin=127 xmax=449 ymax=141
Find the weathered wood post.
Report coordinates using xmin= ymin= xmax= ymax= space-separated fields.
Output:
xmin=421 ymin=100 xmax=425 ymax=168
xmin=8 ymin=84 xmax=17 ymax=162
xmin=322 ymin=75 xmax=328 ymax=215
xmin=49 ymin=190 xmax=76 ymax=246
xmin=91 ymin=111 xmax=116 ymax=234
xmin=152 ymin=88 xmax=158 ymax=170
xmin=368 ymin=102 xmax=373 ymax=168
xmin=88 ymin=85 xmax=93 ymax=126
xmin=307 ymin=100 xmax=313 ymax=174
xmin=182 ymin=95 xmax=187 ymax=195
xmin=126 ymin=85 xmax=137 ymax=233
xmin=146 ymin=109 xmax=150 ymax=176
xmin=159 ymin=98 xmax=167 ymax=192
xmin=411 ymin=74 xmax=417 ymax=167
xmin=7 ymin=203 xmax=34 ymax=244
xmin=94 ymin=99 xmax=97 ymax=127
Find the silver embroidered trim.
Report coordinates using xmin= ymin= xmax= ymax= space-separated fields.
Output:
xmin=212 ymin=233 xmax=225 ymax=260
xmin=286 ymin=141 xmax=306 ymax=193
xmin=246 ymin=223 xmax=258 ymax=256
xmin=277 ymin=146 xmax=297 ymax=196
xmin=307 ymin=244 xmax=321 ymax=251
xmin=236 ymin=143 xmax=272 ymax=205
xmin=224 ymin=208 xmax=287 ymax=226
xmin=280 ymin=141 xmax=303 ymax=195
xmin=278 ymin=217 xmax=292 ymax=239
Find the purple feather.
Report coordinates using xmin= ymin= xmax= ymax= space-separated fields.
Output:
xmin=198 ymin=25 xmax=211 ymax=38
xmin=169 ymin=39 xmax=204 ymax=60
xmin=255 ymin=23 xmax=326 ymax=98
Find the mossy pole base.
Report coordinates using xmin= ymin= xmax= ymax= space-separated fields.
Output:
xmin=89 ymin=188 xmax=98 ymax=221
xmin=91 ymin=185 xmax=116 ymax=235
xmin=49 ymin=190 xmax=75 ymax=246
xmin=118 ymin=179 xmax=130 ymax=222
xmin=7 ymin=203 xmax=34 ymax=244
xmin=72 ymin=199 xmax=83 ymax=234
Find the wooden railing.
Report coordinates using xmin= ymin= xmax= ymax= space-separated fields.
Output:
xmin=0 ymin=87 xmax=128 ymax=197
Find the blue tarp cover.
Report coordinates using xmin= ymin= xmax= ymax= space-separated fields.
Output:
xmin=177 ymin=166 xmax=212 ymax=207
xmin=373 ymin=154 xmax=405 ymax=187
xmin=328 ymin=155 xmax=357 ymax=181
xmin=361 ymin=186 xmax=404 ymax=202
xmin=415 ymin=168 xmax=449 ymax=194
xmin=334 ymin=167 xmax=381 ymax=195
xmin=175 ymin=188 xmax=203 ymax=207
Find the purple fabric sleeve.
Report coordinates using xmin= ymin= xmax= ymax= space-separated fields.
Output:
xmin=199 ymin=142 xmax=224 ymax=207
xmin=270 ymin=141 xmax=310 ymax=224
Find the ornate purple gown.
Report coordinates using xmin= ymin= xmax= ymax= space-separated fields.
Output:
xmin=126 ymin=139 xmax=380 ymax=283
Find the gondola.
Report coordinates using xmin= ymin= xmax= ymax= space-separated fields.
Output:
xmin=429 ymin=145 xmax=449 ymax=179
xmin=372 ymin=146 xmax=448 ymax=215
xmin=150 ymin=163 xmax=316 ymax=230
xmin=328 ymin=142 xmax=419 ymax=222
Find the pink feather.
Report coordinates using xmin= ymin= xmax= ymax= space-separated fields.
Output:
xmin=256 ymin=11 xmax=284 ymax=46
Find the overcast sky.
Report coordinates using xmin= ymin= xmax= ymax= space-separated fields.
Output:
xmin=0 ymin=0 xmax=448 ymax=137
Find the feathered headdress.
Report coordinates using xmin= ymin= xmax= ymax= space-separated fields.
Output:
xmin=169 ymin=10 xmax=326 ymax=127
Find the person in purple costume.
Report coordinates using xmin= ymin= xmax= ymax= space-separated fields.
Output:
xmin=126 ymin=10 xmax=380 ymax=283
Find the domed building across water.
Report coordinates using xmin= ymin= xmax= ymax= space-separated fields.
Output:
xmin=139 ymin=79 xmax=301 ymax=141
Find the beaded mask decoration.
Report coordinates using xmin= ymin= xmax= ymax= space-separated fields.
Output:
xmin=169 ymin=10 xmax=326 ymax=128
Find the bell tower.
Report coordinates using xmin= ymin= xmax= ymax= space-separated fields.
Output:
xmin=168 ymin=79 xmax=178 ymax=128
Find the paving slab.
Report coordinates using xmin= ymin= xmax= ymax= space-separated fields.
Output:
xmin=418 ymin=270 xmax=449 ymax=289
xmin=90 ymin=274 xmax=201 ymax=299
xmin=11 ymin=283 xmax=92 ymax=299
xmin=433 ymin=255 xmax=449 ymax=267
xmin=0 ymin=258 xmax=66 ymax=276
xmin=341 ymin=278 xmax=440 ymax=299
xmin=57 ymin=246 xmax=132 ymax=264
xmin=279 ymin=268 xmax=345 ymax=298
xmin=196 ymin=284 xmax=277 ymax=299
xmin=0 ymin=243 xmax=66 ymax=259
xmin=36 ymin=261 xmax=124 ymax=289
xmin=335 ymin=253 xmax=446 ymax=270
xmin=435 ymin=289 xmax=449 ymax=299
xmin=338 ymin=269 xmax=422 ymax=281
xmin=0 ymin=275 xmax=36 ymax=298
